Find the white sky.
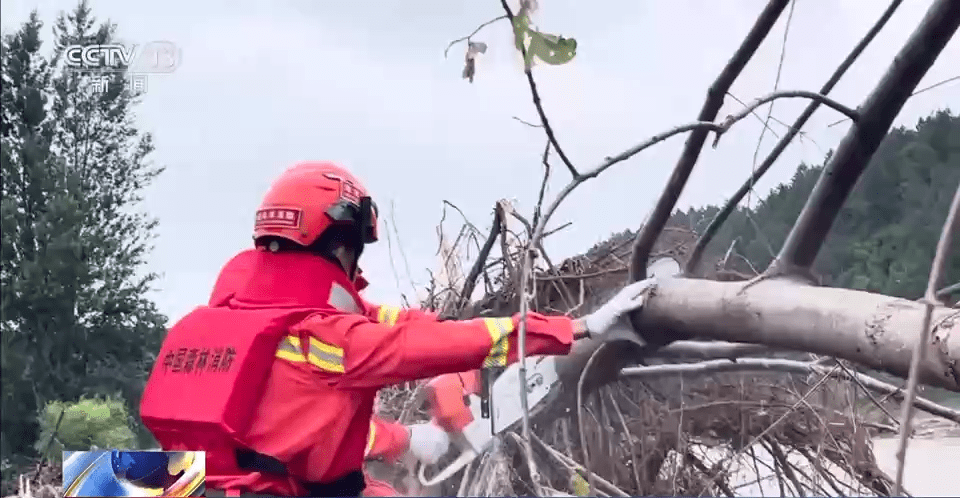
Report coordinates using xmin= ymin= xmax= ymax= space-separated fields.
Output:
xmin=3 ymin=0 xmax=958 ymax=324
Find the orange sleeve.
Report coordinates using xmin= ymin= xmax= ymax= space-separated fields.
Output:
xmin=293 ymin=312 xmax=574 ymax=389
xmin=364 ymin=416 xmax=410 ymax=462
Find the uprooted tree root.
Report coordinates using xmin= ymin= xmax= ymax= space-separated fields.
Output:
xmin=369 ymin=221 xmax=934 ymax=497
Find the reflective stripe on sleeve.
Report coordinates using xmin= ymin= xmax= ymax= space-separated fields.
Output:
xmin=481 ymin=317 xmax=513 ymax=367
xmin=275 ymin=336 xmax=306 ymax=363
xmin=364 ymin=420 xmax=377 ymax=457
xmin=376 ymin=305 xmax=401 ymax=326
xmin=307 ymin=337 xmax=346 ymax=373
xmin=275 ymin=335 xmax=345 ymax=373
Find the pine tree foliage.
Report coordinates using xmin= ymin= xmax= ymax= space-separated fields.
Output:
xmin=673 ymin=110 xmax=960 ymax=301
xmin=1 ymin=1 xmax=166 ymax=473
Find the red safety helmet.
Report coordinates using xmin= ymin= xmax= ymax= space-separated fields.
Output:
xmin=253 ymin=161 xmax=379 ymax=247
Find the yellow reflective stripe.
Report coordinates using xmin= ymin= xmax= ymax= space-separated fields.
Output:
xmin=275 ymin=335 xmax=344 ymax=374
xmin=307 ymin=337 xmax=345 ymax=373
xmin=365 ymin=420 xmax=377 ymax=457
xmin=377 ymin=305 xmax=401 ymax=326
xmin=275 ymin=336 xmax=306 ymax=363
xmin=482 ymin=317 xmax=513 ymax=367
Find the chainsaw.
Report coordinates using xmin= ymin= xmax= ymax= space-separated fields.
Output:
xmin=417 ymin=256 xmax=682 ymax=486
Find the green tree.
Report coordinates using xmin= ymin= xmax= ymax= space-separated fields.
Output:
xmin=1 ymin=1 xmax=166 ymax=475
xmin=679 ymin=110 xmax=960 ymax=300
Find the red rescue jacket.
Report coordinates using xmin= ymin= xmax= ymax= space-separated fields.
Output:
xmin=141 ymin=250 xmax=574 ymax=496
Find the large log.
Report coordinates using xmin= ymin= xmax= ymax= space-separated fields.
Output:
xmin=553 ymin=278 xmax=960 ymax=395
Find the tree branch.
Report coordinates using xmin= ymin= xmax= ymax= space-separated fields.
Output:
xmin=627 ymin=0 xmax=792 ymax=286
xmin=499 ymin=0 xmax=580 ymax=179
xmin=769 ymin=0 xmax=960 ymax=274
xmin=453 ymin=206 xmax=501 ymax=317
xmin=444 ymin=15 xmax=508 ymax=58
xmin=711 ymin=91 xmax=859 ymax=147
xmin=619 ymin=357 xmax=960 ymax=422
xmin=685 ymin=0 xmax=904 ymax=275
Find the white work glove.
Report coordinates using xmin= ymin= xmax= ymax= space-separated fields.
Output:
xmin=407 ymin=422 xmax=450 ymax=465
xmin=579 ymin=278 xmax=656 ymax=340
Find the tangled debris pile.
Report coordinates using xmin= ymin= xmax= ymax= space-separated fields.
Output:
xmin=371 ymin=215 xmax=924 ymax=497
xmin=3 ymin=461 xmax=60 ymax=498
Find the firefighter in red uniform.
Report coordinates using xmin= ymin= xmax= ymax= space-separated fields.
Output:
xmin=140 ymin=161 xmax=655 ymax=497
xmin=205 ymin=249 xmax=453 ymax=496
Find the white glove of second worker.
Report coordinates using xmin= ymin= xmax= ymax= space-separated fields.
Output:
xmin=407 ymin=422 xmax=451 ymax=465
xmin=579 ymin=278 xmax=656 ymax=340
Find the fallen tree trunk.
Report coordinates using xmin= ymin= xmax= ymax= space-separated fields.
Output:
xmin=552 ymin=278 xmax=960 ymax=399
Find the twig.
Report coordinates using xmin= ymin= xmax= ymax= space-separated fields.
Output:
xmin=576 ymin=343 xmax=609 ymax=496
xmin=827 ymin=74 xmax=960 ymax=127
xmin=529 ymin=432 xmax=630 ymax=497
xmin=764 ymin=438 xmax=806 ymax=497
xmin=605 ymin=387 xmax=642 ymax=493
xmin=910 ymin=74 xmax=960 ymax=96
xmin=444 ymin=15 xmax=508 ymax=58
xmin=500 ymin=0 xmax=580 ymax=179
xmin=894 ymin=181 xmax=960 ymax=495
xmin=711 ymin=91 xmax=859 ymax=148
xmin=513 ymin=115 xmax=544 ymax=128
xmin=685 ymin=0 xmax=904 ymax=275
xmin=441 ymin=199 xmax=482 ymax=235
xmin=532 ymin=139 xmax=551 ymax=230
xmin=389 ymin=201 xmax=417 ymax=306
xmin=835 ymin=360 xmax=900 ymax=426
xmin=748 ymin=0 xmax=797 ymax=212
xmin=381 ymin=218 xmax=409 ymax=305
xmin=542 ymin=221 xmax=572 ymax=238
xmin=628 ymin=0 xmax=792 ymax=284
xmin=726 ymin=92 xmax=783 ymax=141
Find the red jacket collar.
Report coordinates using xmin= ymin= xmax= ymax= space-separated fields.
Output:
xmin=231 ymin=250 xmax=361 ymax=310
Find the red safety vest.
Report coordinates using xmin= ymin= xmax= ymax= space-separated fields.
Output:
xmin=140 ymin=251 xmax=369 ymax=495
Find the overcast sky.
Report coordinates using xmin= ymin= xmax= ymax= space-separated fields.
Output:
xmin=3 ymin=0 xmax=958 ymax=324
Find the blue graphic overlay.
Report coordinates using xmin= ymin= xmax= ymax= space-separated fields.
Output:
xmin=62 ymin=450 xmax=205 ymax=497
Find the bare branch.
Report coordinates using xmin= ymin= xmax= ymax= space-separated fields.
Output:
xmin=453 ymin=206 xmax=501 ymax=317
xmin=532 ymin=140 xmax=551 ymax=230
xmin=685 ymin=0 xmax=904 ymax=274
xmin=499 ymin=0 xmax=580 ymax=179
xmin=512 ymin=116 xmax=544 ymax=128
xmin=712 ymin=91 xmax=860 ymax=148
xmin=769 ymin=0 xmax=960 ymax=274
xmin=534 ymin=122 xmax=718 ymax=244
xmin=444 ymin=15 xmax=508 ymax=58
xmin=894 ymin=180 xmax=960 ymax=494
xmin=620 ymin=357 xmax=960 ymax=422
xmin=628 ymin=0 xmax=792 ymax=286
xmin=826 ymin=74 xmax=960 ymax=128
xmin=748 ymin=0 xmax=797 ymax=207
